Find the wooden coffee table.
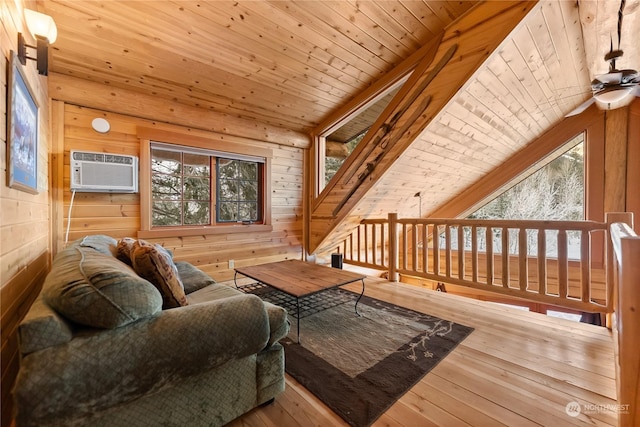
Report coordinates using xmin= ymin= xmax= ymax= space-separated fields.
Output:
xmin=234 ymin=259 xmax=366 ymax=343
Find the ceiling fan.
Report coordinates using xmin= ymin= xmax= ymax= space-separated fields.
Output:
xmin=567 ymin=0 xmax=640 ymax=117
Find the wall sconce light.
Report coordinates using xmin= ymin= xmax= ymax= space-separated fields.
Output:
xmin=17 ymin=9 xmax=58 ymax=76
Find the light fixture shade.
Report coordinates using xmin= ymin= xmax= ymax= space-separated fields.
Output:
xmin=24 ymin=9 xmax=57 ymax=43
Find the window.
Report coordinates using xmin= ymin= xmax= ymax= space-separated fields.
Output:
xmin=217 ymin=159 xmax=262 ymax=223
xmin=319 ymin=84 xmax=403 ymax=192
xmin=464 ymin=134 xmax=585 ymax=257
xmin=141 ymin=134 xmax=271 ymax=236
xmin=468 ymin=139 xmax=585 ymax=222
xmin=151 ymin=149 xmax=212 ymax=226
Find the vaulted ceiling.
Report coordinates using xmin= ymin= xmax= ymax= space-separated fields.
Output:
xmin=38 ymin=0 xmax=640 ymax=254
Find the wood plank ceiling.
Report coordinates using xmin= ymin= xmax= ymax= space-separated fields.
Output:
xmin=38 ymin=0 xmax=640 ymax=255
xmin=42 ymin=0 xmax=476 ymax=132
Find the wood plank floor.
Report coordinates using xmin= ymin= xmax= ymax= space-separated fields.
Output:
xmin=227 ymin=275 xmax=617 ymax=427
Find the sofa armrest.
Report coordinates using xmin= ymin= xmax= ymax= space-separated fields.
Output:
xmin=14 ymin=294 xmax=269 ymax=422
xmin=263 ymin=301 xmax=290 ymax=346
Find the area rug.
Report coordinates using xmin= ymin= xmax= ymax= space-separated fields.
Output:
xmin=243 ymin=284 xmax=474 ymax=427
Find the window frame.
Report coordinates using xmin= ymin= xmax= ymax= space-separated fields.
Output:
xmin=138 ymin=128 xmax=272 ymax=239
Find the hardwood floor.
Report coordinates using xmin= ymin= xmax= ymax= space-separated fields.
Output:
xmin=227 ymin=275 xmax=617 ymax=427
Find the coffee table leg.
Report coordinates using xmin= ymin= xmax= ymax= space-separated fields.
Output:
xmin=234 ymin=271 xmax=239 ymax=289
xmin=355 ymin=279 xmax=365 ymax=316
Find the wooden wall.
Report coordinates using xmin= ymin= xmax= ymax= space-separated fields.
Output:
xmin=50 ymin=93 xmax=305 ymax=282
xmin=1 ymin=2 xmax=52 ymax=426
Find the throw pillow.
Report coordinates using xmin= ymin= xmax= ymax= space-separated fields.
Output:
xmin=130 ymin=240 xmax=188 ymax=309
xmin=116 ymin=237 xmax=137 ymax=265
xmin=43 ymin=245 xmax=163 ymax=329
xmin=78 ymin=235 xmax=119 ymax=256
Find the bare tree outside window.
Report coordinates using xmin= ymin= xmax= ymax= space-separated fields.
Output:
xmin=462 ymin=138 xmax=585 ymax=258
xmin=152 ymin=149 xmax=211 ymax=226
xmin=217 ymin=159 xmax=260 ymax=222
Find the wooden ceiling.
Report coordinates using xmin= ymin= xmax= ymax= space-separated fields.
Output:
xmin=41 ymin=0 xmax=476 ymax=132
xmin=37 ymin=0 xmax=640 ymax=254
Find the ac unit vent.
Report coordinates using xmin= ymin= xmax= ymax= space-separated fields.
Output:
xmin=70 ymin=150 xmax=138 ymax=193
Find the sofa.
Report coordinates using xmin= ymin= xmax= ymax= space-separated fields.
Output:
xmin=13 ymin=235 xmax=290 ymax=427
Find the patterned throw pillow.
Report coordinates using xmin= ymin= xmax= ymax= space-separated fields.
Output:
xmin=130 ymin=240 xmax=188 ymax=309
xmin=116 ymin=237 xmax=137 ymax=265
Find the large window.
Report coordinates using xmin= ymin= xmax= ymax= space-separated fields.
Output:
xmin=469 ymin=138 xmax=584 ymax=222
xmin=150 ymin=141 xmax=264 ymax=228
xmin=464 ymin=135 xmax=585 ymax=258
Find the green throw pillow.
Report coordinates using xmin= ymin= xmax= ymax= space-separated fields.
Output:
xmin=43 ymin=245 xmax=163 ymax=329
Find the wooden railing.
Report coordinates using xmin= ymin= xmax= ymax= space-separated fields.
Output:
xmin=340 ymin=212 xmax=638 ymax=426
xmin=609 ymin=214 xmax=639 ymax=427
xmin=339 ymin=213 xmax=619 ymax=313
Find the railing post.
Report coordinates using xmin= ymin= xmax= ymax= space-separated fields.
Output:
xmin=607 ymin=214 xmax=638 ymax=427
xmin=388 ymin=213 xmax=399 ymax=282
xmin=606 ymin=212 xmax=634 ymax=328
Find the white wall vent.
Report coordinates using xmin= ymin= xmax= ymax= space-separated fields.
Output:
xmin=70 ymin=150 xmax=138 ymax=193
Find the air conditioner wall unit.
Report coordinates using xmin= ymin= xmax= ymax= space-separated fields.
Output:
xmin=70 ymin=150 xmax=139 ymax=193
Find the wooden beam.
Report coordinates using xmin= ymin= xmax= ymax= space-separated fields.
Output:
xmin=309 ymin=1 xmax=539 ymax=254
xmin=604 ymin=107 xmax=629 ymax=213
xmin=627 ymin=100 xmax=640 ymax=234
xmin=48 ymin=73 xmax=310 ymax=149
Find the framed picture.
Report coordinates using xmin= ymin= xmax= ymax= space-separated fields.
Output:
xmin=7 ymin=50 xmax=39 ymax=194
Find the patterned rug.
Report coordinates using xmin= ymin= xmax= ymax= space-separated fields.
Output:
xmin=242 ymin=284 xmax=474 ymax=427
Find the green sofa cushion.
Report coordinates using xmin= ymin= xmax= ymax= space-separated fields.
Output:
xmin=43 ymin=244 xmax=162 ymax=329
xmin=18 ymin=297 xmax=74 ymax=355
xmin=176 ymin=261 xmax=216 ymax=294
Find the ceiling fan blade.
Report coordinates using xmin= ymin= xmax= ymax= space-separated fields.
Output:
xmin=594 ymin=72 xmax=623 ymax=84
xmin=565 ymin=97 xmax=595 ymax=117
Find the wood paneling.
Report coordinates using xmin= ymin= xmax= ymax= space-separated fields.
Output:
xmin=41 ymin=0 xmax=476 ymax=132
xmin=1 ymin=3 xmax=52 ymax=426
xmin=54 ymin=101 xmax=304 ymax=282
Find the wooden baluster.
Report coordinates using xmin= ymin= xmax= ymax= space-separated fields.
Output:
xmin=372 ymin=223 xmax=377 ymax=267
xmin=434 ymin=224 xmax=440 ymax=276
xmin=581 ymin=230 xmax=591 ymax=303
xmin=381 ymin=223 xmax=386 ymax=269
xmin=519 ymin=228 xmax=528 ymax=291
xmin=364 ymin=224 xmax=369 ymax=265
xmin=538 ymin=229 xmax=547 ymax=295
xmin=357 ymin=225 xmax=362 ymax=263
xmin=458 ymin=225 xmax=465 ymax=280
xmin=486 ymin=227 xmax=493 ymax=286
xmin=502 ymin=227 xmax=509 ymax=288
xmin=471 ymin=225 xmax=478 ymax=283
xmin=445 ymin=225 xmax=452 ymax=278
xmin=412 ymin=223 xmax=418 ymax=273
xmin=558 ymin=229 xmax=568 ymax=299
xmin=422 ymin=223 xmax=428 ymax=274
xmin=388 ymin=213 xmax=398 ymax=281
xmin=402 ymin=223 xmax=408 ymax=271
xmin=349 ymin=232 xmax=354 ymax=261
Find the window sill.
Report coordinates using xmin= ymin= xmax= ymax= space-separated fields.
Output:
xmin=137 ymin=224 xmax=272 ymax=239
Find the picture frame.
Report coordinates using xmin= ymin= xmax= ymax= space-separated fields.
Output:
xmin=7 ymin=50 xmax=39 ymax=194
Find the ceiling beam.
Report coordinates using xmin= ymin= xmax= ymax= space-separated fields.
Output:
xmin=308 ymin=1 xmax=540 ymax=254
